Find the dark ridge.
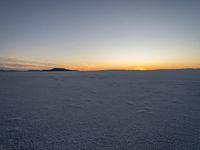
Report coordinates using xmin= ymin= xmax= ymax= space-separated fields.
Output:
xmin=42 ymin=68 xmax=78 ymax=72
xmin=0 ymin=69 xmax=20 ymax=72
xmin=0 ymin=68 xmax=79 ymax=72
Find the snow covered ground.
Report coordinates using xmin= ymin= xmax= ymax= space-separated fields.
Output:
xmin=0 ymin=70 xmax=200 ymax=150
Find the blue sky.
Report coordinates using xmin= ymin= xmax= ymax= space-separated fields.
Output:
xmin=0 ymin=0 xmax=200 ymax=70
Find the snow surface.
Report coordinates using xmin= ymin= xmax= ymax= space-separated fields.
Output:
xmin=0 ymin=70 xmax=200 ymax=150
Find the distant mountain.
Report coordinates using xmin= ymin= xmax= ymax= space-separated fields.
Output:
xmin=42 ymin=68 xmax=78 ymax=72
xmin=0 ymin=69 xmax=19 ymax=72
xmin=0 ymin=68 xmax=78 ymax=72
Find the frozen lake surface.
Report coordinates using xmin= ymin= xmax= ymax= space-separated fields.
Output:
xmin=0 ymin=70 xmax=200 ymax=150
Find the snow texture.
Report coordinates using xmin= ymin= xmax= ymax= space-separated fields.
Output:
xmin=0 ymin=70 xmax=200 ymax=150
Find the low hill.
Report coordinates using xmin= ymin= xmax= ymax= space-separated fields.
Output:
xmin=42 ymin=68 xmax=78 ymax=72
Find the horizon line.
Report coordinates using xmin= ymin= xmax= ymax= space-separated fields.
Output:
xmin=1 ymin=67 xmax=200 ymax=72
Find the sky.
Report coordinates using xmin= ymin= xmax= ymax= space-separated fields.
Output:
xmin=0 ymin=0 xmax=200 ymax=70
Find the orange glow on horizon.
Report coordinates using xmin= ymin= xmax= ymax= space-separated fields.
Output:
xmin=61 ymin=57 xmax=200 ymax=71
xmin=1 ymin=57 xmax=199 ymax=71
xmin=64 ymin=64 xmax=200 ymax=71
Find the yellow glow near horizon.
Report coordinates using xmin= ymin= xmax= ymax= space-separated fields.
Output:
xmin=1 ymin=55 xmax=200 ymax=71
xmin=63 ymin=63 xmax=200 ymax=71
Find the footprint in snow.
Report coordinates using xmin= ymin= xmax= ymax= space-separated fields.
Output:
xmin=6 ymin=116 xmax=24 ymax=122
xmin=125 ymin=101 xmax=135 ymax=106
xmin=67 ymin=104 xmax=82 ymax=109
xmin=137 ymin=106 xmax=154 ymax=114
xmin=6 ymin=127 xmax=23 ymax=134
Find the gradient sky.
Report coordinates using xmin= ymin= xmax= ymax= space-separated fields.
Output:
xmin=0 ymin=0 xmax=200 ymax=70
